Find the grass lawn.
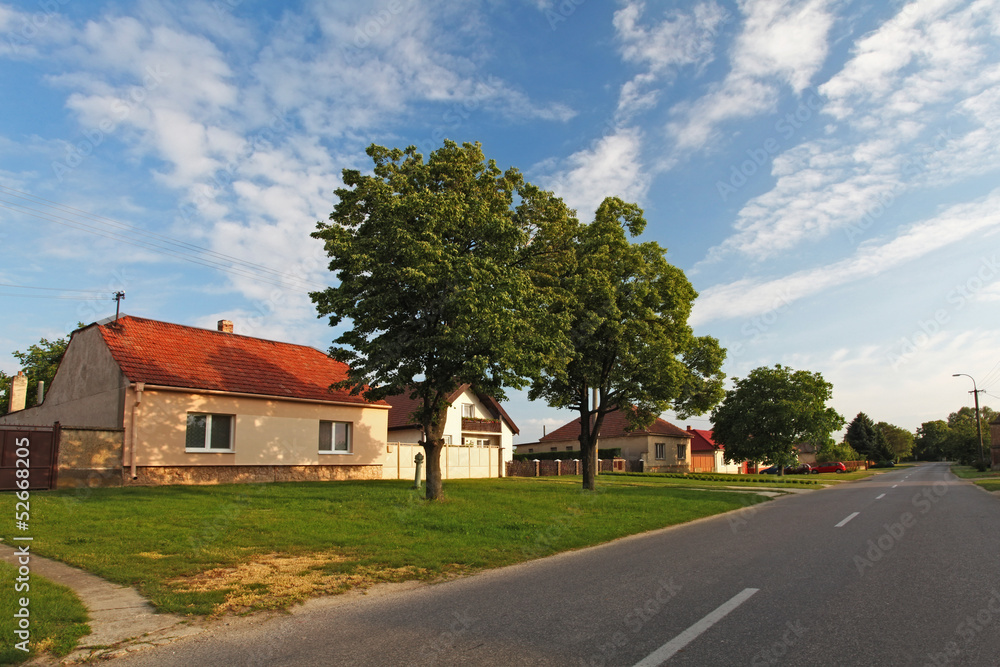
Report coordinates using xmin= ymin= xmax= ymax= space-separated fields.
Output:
xmin=0 ymin=476 xmax=771 ymax=618
xmin=951 ymin=464 xmax=1000 ymax=492
xmin=0 ymin=562 xmax=89 ymax=665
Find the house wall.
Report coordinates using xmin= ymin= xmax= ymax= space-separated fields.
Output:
xmin=123 ymin=387 xmax=388 ymax=483
xmin=0 ymin=327 xmax=126 ymax=428
xmin=521 ymin=434 xmax=691 ymax=472
xmin=387 ymin=387 xmax=515 ymax=467
xmin=57 ymin=427 xmax=125 ymax=488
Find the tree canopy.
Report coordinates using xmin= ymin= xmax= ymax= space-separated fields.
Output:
xmin=711 ymin=364 xmax=844 ymax=471
xmin=844 ymin=412 xmax=877 ymax=460
xmin=311 ymin=141 xmax=575 ymax=499
xmin=528 ymin=197 xmax=726 ymax=490
xmin=875 ymin=421 xmax=914 ymax=461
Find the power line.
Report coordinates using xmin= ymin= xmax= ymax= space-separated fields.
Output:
xmin=0 ymin=292 xmax=109 ymax=301
xmin=0 ymin=185 xmax=328 ymax=293
xmin=0 ymin=282 xmax=109 ymax=294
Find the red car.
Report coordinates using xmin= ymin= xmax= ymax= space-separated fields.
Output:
xmin=811 ymin=462 xmax=847 ymax=474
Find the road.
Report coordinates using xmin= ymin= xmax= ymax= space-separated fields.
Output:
xmin=112 ymin=463 xmax=1000 ymax=666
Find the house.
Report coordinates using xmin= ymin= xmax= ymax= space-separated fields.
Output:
xmin=991 ymin=415 xmax=1000 ymax=471
xmin=382 ymin=385 xmax=518 ymax=479
xmin=686 ymin=426 xmax=745 ymax=474
xmin=0 ymin=315 xmax=389 ymax=486
xmin=513 ymin=410 xmax=692 ymax=473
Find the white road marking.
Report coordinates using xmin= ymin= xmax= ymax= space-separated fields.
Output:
xmin=632 ymin=588 xmax=759 ymax=667
xmin=892 ymin=485 xmax=898 ymax=488
xmin=876 ymin=494 xmax=886 ymax=500
xmin=835 ymin=512 xmax=860 ymax=528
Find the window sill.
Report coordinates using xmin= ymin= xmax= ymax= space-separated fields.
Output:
xmin=319 ymin=450 xmax=353 ymax=455
xmin=185 ymin=449 xmax=235 ymax=454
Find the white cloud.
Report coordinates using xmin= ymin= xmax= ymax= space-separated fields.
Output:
xmin=666 ymin=0 xmax=835 ymax=152
xmin=691 ymin=187 xmax=1000 ymax=325
xmin=702 ymin=0 xmax=1000 ymax=262
xmin=542 ymin=127 xmax=649 ymax=218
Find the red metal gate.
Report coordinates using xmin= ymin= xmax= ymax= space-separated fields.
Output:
xmin=0 ymin=424 xmax=60 ymax=491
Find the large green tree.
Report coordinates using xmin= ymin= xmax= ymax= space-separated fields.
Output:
xmin=876 ymin=421 xmax=914 ymax=461
xmin=914 ymin=420 xmax=953 ymax=461
xmin=844 ymin=412 xmax=877 ymax=460
xmin=947 ymin=405 xmax=997 ymax=466
xmin=529 ymin=197 xmax=726 ymax=490
xmin=1 ymin=331 xmax=73 ymax=411
xmin=311 ymin=141 xmax=575 ymax=500
xmin=711 ymin=365 xmax=844 ymax=474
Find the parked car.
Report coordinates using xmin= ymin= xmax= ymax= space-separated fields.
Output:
xmin=784 ymin=463 xmax=812 ymax=474
xmin=811 ymin=462 xmax=847 ymax=473
xmin=760 ymin=465 xmax=781 ymax=474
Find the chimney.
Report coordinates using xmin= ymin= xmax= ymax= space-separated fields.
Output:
xmin=9 ymin=371 xmax=27 ymax=413
xmin=217 ymin=320 xmax=234 ymax=334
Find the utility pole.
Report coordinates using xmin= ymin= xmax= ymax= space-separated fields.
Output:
xmin=113 ymin=291 xmax=125 ymax=321
xmin=952 ymin=373 xmax=985 ymax=467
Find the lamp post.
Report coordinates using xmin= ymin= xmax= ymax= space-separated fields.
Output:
xmin=952 ymin=373 xmax=985 ymax=467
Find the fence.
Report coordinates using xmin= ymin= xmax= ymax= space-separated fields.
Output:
xmin=383 ymin=442 xmax=503 ymax=480
xmin=505 ymin=458 xmax=627 ymax=477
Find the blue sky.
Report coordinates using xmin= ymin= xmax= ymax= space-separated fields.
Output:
xmin=2 ymin=0 xmax=999 ymax=443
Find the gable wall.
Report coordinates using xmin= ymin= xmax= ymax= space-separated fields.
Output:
xmin=0 ymin=327 xmax=126 ymax=428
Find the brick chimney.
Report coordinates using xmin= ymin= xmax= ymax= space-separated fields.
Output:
xmin=217 ymin=320 xmax=234 ymax=334
xmin=8 ymin=370 xmax=27 ymax=413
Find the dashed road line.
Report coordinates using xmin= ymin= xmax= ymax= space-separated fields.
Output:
xmin=835 ymin=512 xmax=860 ymax=528
xmin=632 ymin=588 xmax=760 ymax=667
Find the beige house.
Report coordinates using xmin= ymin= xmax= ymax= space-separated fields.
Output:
xmin=382 ymin=385 xmax=518 ymax=479
xmin=514 ymin=410 xmax=692 ymax=473
xmin=0 ymin=315 xmax=389 ymax=485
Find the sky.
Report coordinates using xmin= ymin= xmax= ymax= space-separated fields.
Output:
xmin=1 ymin=0 xmax=999 ymax=444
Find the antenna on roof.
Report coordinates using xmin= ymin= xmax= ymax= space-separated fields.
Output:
xmin=113 ymin=291 xmax=125 ymax=321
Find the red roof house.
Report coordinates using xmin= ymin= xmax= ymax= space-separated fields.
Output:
xmin=686 ymin=426 xmax=747 ymax=474
xmin=0 ymin=315 xmax=389 ymax=487
xmin=513 ymin=410 xmax=693 ymax=473
xmin=382 ymin=384 xmax=519 ymax=479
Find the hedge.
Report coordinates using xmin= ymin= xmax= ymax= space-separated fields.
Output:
xmin=513 ymin=448 xmax=622 ymax=462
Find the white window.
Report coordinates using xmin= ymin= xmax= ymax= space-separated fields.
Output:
xmin=319 ymin=421 xmax=352 ymax=454
xmin=477 ymin=439 xmax=489 ymax=448
xmin=461 ymin=403 xmax=475 ymax=418
xmin=443 ymin=435 xmax=452 ymax=445
xmin=186 ymin=414 xmax=233 ymax=452
xmin=655 ymin=443 xmax=666 ymax=460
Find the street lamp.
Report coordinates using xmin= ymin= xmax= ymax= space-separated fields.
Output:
xmin=952 ymin=373 xmax=985 ymax=468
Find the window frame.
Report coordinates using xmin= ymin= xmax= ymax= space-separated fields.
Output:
xmin=319 ymin=420 xmax=353 ymax=455
xmin=461 ymin=403 xmax=475 ymax=419
xmin=185 ymin=413 xmax=234 ymax=453
xmin=655 ymin=442 xmax=666 ymax=460
xmin=677 ymin=443 xmax=687 ymax=461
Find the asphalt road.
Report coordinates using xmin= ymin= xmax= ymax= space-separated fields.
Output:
xmin=112 ymin=462 xmax=1000 ymax=666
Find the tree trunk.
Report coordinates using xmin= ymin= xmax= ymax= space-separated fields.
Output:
xmin=580 ymin=426 xmax=596 ymax=491
xmin=423 ymin=440 xmax=444 ymax=500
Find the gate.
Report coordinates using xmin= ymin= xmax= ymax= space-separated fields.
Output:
xmin=0 ymin=424 xmax=60 ymax=491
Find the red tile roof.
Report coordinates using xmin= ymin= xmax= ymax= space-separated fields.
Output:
xmin=540 ymin=410 xmax=689 ymax=442
xmin=384 ymin=384 xmax=519 ymax=434
xmin=94 ymin=315 xmax=384 ymax=406
xmin=686 ymin=427 xmax=720 ymax=452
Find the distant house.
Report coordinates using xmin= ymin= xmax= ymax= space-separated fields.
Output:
xmin=686 ymin=426 xmax=745 ymax=474
xmin=382 ymin=385 xmax=518 ymax=479
xmin=513 ymin=410 xmax=692 ymax=473
xmin=0 ymin=315 xmax=389 ymax=486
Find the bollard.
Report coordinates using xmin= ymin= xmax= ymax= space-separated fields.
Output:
xmin=413 ymin=451 xmax=424 ymax=489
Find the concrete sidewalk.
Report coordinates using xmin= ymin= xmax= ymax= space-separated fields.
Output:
xmin=0 ymin=543 xmax=203 ymax=663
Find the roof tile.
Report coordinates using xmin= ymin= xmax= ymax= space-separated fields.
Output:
xmin=95 ymin=316 xmax=383 ymax=406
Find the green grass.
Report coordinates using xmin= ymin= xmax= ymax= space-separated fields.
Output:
xmin=0 ymin=477 xmax=769 ymax=617
xmin=951 ymin=464 xmax=1000 ymax=480
xmin=0 ymin=561 xmax=89 ymax=664
xmin=603 ymin=471 xmax=819 ymax=485
xmin=950 ymin=464 xmax=1000 ymax=492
